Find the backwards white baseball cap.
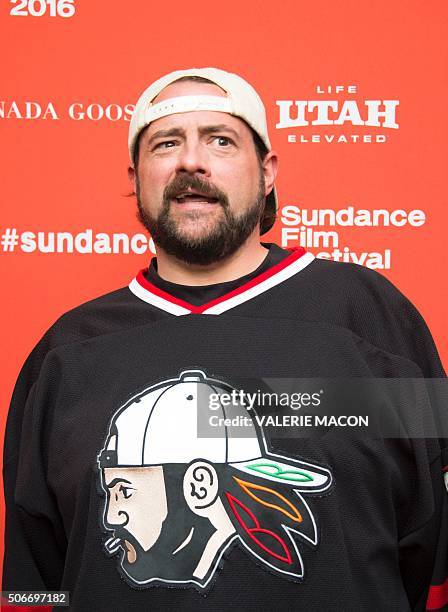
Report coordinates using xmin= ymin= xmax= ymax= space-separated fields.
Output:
xmin=128 ymin=67 xmax=278 ymax=234
xmin=98 ymin=370 xmax=331 ymax=491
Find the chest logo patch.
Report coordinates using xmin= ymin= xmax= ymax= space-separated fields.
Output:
xmin=97 ymin=370 xmax=333 ymax=591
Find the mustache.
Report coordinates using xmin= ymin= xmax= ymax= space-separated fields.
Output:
xmin=163 ymin=175 xmax=228 ymax=206
xmin=105 ymin=527 xmax=142 ymax=553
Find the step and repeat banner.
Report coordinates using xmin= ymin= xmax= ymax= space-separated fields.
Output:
xmin=1 ymin=0 xmax=447 ymax=571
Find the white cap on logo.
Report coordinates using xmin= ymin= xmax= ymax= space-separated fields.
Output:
xmin=101 ymin=370 xmax=262 ymax=466
xmin=99 ymin=370 xmax=333 ymax=492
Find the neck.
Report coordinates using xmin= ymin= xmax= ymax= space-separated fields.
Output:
xmin=154 ymin=234 xmax=269 ymax=286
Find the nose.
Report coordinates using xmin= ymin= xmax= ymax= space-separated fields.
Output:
xmin=106 ymin=499 xmax=129 ymax=527
xmin=175 ymin=139 xmax=211 ymax=177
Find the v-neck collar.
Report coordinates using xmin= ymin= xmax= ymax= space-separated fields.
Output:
xmin=128 ymin=247 xmax=314 ymax=315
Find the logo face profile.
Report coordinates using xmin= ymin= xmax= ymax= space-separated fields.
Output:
xmin=97 ymin=370 xmax=334 ymax=592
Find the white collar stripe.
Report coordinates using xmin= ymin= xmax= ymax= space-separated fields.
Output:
xmin=128 ymin=278 xmax=190 ymax=316
xmin=202 ymin=252 xmax=315 ymax=314
xmin=128 ymin=250 xmax=315 ymax=315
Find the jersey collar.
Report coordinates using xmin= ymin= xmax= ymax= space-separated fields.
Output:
xmin=128 ymin=247 xmax=314 ymax=315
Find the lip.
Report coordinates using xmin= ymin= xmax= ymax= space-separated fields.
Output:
xmin=173 ymin=185 xmax=220 ymax=202
xmin=174 ymin=193 xmax=219 ymax=203
xmin=176 ymin=189 xmax=212 ymax=198
xmin=171 ymin=198 xmax=220 ymax=210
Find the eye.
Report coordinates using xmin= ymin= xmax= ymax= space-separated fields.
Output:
xmin=154 ymin=140 xmax=176 ymax=150
xmin=214 ymin=136 xmax=232 ymax=146
xmin=119 ymin=485 xmax=135 ymax=499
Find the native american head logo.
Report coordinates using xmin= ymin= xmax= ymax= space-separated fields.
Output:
xmin=97 ymin=370 xmax=333 ymax=591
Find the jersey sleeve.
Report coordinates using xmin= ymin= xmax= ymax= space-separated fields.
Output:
xmin=343 ymin=263 xmax=446 ymax=379
xmin=425 ymin=446 xmax=448 ymax=611
xmin=2 ymin=350 xmax=66 ymax=591
xmin=2 ymin=295 xmax=134 ymax=591
xmin=395 ymin=442 xmax=447 ymax=611
xmin=354 ymin=333 xmax=447 ymax=611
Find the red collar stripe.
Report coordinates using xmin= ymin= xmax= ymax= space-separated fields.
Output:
xmin=129 ymin=247 xmax=313 ymax=315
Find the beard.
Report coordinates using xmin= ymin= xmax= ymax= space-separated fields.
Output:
xmin=106 ymin=464 xmax=222 ymax=585
xmin=136 ymin=170 xmax=266 ymax=266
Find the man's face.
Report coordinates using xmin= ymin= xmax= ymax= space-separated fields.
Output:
xmin=129 ymin=81 xmax=276 ymax=265
xmin=104 ymin=466 xmax=167 ymax=563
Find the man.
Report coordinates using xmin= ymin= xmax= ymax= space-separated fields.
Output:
xmin=3 ymin=68 xmax=447 ymax=611
xmin=98 ymin=369 xmax=332 ymax=590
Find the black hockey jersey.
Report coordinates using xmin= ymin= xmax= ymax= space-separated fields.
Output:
xmin=2 ymin=246 xmax=447 ymax=611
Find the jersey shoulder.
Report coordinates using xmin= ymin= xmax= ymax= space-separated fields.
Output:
xmin=309 ymin=257 xmax=411 ymax=302
xmin=17 ymin=283 xmax=153 ymax=387
xmin=295 ymin=257 xmax=446 ymax=377
xmin=43 ymin=285 xmax=135 ymax=347
xmin=309 ymin=257 xmax=433 ymax=340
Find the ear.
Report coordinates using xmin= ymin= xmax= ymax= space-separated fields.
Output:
xmin=183 ymin=461 xmax=219 ymax=516
xmin=262 ymin=150 xmax=279 ymax=197
xmin=128 ymin=166 xmax=137 ymax=193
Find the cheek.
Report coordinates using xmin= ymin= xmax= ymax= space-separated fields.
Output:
xmin=224 ymin=161 xmax=261 ymax=198
xmin=130 ymin=492 xmax=168 ymax=548
xmin=138 ymin=160 xmax=175 ymax=192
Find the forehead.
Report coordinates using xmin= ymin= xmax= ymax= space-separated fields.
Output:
xmin=141 ymin=80 xmax=252 ymax=142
